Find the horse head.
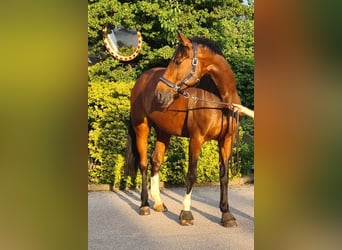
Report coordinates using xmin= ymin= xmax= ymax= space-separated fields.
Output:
xmin=155 ymin=33 xmax=203 ymax=107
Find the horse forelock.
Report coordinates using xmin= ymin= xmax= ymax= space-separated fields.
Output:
xmin=174 ymin=43 xmax=188 ymax=59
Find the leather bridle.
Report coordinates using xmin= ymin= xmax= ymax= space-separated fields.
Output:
xmin=159 ymin=42 xmax=200 ymax=97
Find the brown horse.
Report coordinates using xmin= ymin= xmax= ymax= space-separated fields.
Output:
xmin=125 ymin=64 xmax=240 ymax=226
xmin=155 ymin=33 xmax=241 ymax=109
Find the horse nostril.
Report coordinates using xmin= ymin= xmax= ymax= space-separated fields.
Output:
xmin=156 ymin=92 xmax=162 ymax=102
xmin=156 ymin=90 xmax=173 ymax=105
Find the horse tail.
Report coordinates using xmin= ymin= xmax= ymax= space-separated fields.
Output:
xmin=124 ymin=116 xmax=139 ymax=178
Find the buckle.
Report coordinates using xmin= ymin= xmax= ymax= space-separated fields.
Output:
xmin=192 ymin=57 xmax=198 ymax=66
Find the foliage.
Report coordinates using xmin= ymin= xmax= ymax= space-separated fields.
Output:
xmin=160 ymin=137 xmax=189 ymax=185
xmin=88 ymin=81 xmax=133 ymax=184
xmin=88 ymin=0 xmax=254 ymax=109
xmin=88 ymin=82 xmax=254 ymax=186
xmin=88 ymin=0 xmax=254 ymax=186
xmin=196 ymin=140 xmax=220 ymax=183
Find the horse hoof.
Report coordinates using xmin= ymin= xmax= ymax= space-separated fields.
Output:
xmin=154 ymin=203 xmax=168 ymax=212
xmin=222 ymin=220 xmax=237 ymax=227
xmin=179 ymin=210 xmax=194 ymax=226
xmin=221 ymin=212 xmax=237 ymax=227
xmin=139 ymin=206 xmax=150 ymax=215
xmin=180 ymin=219 xmax=194 ymax=226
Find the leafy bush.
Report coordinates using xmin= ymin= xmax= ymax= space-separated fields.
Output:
xmin=88 ymin=81 xmax=133 ymax=185
xmin=88 ymin=81 xmax=253 ymax=187
xmin=160 ymin=136 xmax=189 ymax=185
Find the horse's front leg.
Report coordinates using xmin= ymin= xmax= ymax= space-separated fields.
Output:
xmin=135 ymin=122 xmax=151 ymax=215
xmin=219 ymin=135 xmax=237 ymax=227
xmin=150 ymin=132 xmax=170 ymax=212
xmin=179 ymin=137 xmax=203 ymax=226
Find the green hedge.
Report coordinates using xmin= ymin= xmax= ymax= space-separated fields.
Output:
xmin=88 ymin=82 xmax=132 ymax=185
xmin=88 ymin=81 xmax=254 ymax=188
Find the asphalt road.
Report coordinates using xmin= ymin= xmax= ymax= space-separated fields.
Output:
xmin=88 ymin=184 xmax=254 ymax=250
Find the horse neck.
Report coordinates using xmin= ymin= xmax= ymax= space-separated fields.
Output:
xmin=202 ymin=54 xmax=238 ymax=104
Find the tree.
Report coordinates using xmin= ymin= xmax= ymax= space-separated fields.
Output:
xmin=88 ymin=0 xmax=254 ymax=109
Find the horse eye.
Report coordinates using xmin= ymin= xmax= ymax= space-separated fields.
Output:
xmin=175 ymin=60 xmax=182 ymax=66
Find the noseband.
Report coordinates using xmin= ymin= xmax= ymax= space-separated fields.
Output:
xmin=159 ymin=42 xmax=200 ymax=97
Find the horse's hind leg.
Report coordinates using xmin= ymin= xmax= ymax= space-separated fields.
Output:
xmin=218 ymin=135 xmax=237 ymax=227
xmin=134 ymin=120 xmax=151 ymax=215
xmin=150 ymin=131 xmax=170 ymax=212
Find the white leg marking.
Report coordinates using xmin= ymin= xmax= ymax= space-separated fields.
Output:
xmin=150 ymin=174 xmax=162 ymax=205
xmin=183 ymin=191 xmax=192 ymax=211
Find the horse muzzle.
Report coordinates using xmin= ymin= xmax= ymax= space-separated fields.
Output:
xmin=155 ymin=89 xmax=174 ymax=107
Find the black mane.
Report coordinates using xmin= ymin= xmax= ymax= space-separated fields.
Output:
xmin=190 ymin=37 xmax=224 ymax=56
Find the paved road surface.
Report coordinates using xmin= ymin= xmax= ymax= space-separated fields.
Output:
xmin=88 ymin=184 xmax=254 ymax=250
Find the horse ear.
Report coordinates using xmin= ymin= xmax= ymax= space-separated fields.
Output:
xmin=176 ymin=30 xmax=181 ymax=38
xmin=177 ymin=32 xmax=192 ymax=47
